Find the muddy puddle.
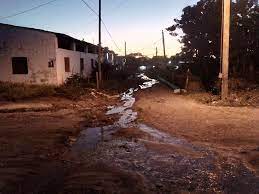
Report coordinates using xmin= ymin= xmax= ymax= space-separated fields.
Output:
xmin=73 ymin=74 xmax=202 ymax=152
xmin=73 ymin=74 xmax=191 ymax=151
xmin=69 ymin=74 xmax=259 ymax=193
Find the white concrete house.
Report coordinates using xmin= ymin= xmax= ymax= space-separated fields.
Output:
xmin=0 ymin=23 xmax=98 ymax=85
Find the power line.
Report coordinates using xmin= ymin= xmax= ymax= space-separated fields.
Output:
xmin=102 ymin=21 xmax=121 ymax=52
xmin=80 ymin=0 xmax=122 ymax=52
xmin=100 ymin=0 xmax=128 ymax=19
xmin=112 ymin=0 xmax=128 ymax=11
xmin=80 ymin=0 xmax=99 ymax=16
xmin=139 ymin=37 xmax=162 ymax=53
xmin=153 ymin=38 xmax=162 ymax=46
xmin=88 ymin=0 xmax=97 ymax=6
xmin=81 ymin=0 xmax=121 ymax=51
xmin=0 ymin=0 xmax=61 ymax=20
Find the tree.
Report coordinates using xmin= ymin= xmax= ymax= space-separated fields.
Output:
xmin=230 ymin=0 xmax=258 ymax=80
xmin=167 ymin=0 xmax=258 ymax=89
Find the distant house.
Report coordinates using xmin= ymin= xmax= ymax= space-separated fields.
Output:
xmin=0 ymin=23 xmax=98 ymax=85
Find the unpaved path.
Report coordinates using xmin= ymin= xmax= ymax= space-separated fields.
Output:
xmin=57 ymin=84 xmax=259 ymax=194
xmin=0 ymin=83 xmax=258 ymax=194
xmin=135 ymin=85 xmax=259 ymax=175
xmin=0 ymin=93 xmax=118 ymax=194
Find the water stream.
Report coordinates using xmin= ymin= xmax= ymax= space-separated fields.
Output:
xmin=68 ymin=74 xmax=259 ymax=193
xmin=73 ymin=74 xmax=194 ymax=151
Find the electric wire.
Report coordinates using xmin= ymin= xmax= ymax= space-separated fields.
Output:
xmin=80 ymin=0 xmax=122 ymax=52
xmin=0 ymin=0 xmax=61 ymax=20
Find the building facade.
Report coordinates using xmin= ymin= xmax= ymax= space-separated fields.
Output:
xmin=0 ymin=23 xmax=98 ymax=85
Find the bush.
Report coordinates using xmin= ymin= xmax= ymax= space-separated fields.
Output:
xmin=54 ymin=74 xmax=96 ymax=100
xmin=55 ymin=85 xmax=86 ymax=100
xmin=65 ymin=74 xmax=95 ymax=88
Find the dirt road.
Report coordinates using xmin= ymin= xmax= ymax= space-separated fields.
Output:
xmin=135 ymin=85 xmax=259 ymax=174
xmin=0 ymin=92 xmax=118 ymax=194
xmin=0 ymin=83 xmax=258 ymax=194
xmin=59 ymin=84 xmax=259 ymax=193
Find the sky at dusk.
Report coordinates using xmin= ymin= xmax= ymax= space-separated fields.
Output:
xmin=0 ymin=0 xmax=198 ymax=56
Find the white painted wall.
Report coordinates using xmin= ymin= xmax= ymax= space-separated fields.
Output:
xmin=56 ymin=48 xmax=97 ymax=85
xmin=0 ymin=25 xmax=58 ymax=84
xmin=0 ymin=24 xmax=98 ymax=85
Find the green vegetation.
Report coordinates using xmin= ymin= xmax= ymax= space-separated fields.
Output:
xmin=167 ymin=0 xmax=258 ymax=89
xmin=56 ymin=74 xmax=96 ymax=100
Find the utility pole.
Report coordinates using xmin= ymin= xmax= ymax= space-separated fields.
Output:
xmin=221 ymin=0 xmax=231 ymax=99
xmin=162 ymin=30 xmax=166 ymax=58
xmin=98 ymin=0 xmax=102 ymax=87
xmin=156 ymin=47 xmax=158 ymax=57
xmin=124 ymin=41 xmax=127 ymax=56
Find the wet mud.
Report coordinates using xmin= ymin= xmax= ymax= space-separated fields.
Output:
xmin=1 ymin=74 xmax=258 ymax=193
xmin=64 ymin=74 xmax=259 ymax=194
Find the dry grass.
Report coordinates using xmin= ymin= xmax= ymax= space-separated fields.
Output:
xmin=0 ymin=73 xmax=144 ymax=101
xmin=185 ymin=88 xmax=259 ymax=107
xmin=0 ymin=82 xmax=56 ymax=101
xmin=0 ymin=75 xmax=95 ymax=101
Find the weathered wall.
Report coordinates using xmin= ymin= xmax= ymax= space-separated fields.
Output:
xmin=0 ymin=25 xmax=58 ymax=84
xmin=56 ymin=48 xmax=97 ymax=85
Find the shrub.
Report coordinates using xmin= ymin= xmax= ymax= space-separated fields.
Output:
xmin=65 ymin=74 xmax=94 ymax=88
xmin=55 ymin=85 xmax=86 ymax=100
